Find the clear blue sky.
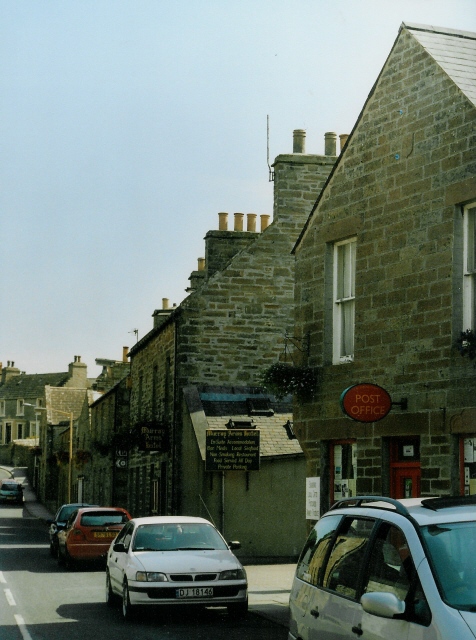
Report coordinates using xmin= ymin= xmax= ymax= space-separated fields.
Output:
xmin=2 ymin=0 xmax=475 ymax=377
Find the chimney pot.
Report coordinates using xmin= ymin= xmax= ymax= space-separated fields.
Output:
xmin=247 ymin=214 xmax=257 ymax=232
xmin=234 ymin=213 xmax=244 ymax=231
xmin=339 ymin=134 xmax=349 ymax=152
xmin=162 ymin=298 xmax=169 ymax=310
xmin=123 ymin=347 xmax=129 ymax=362
xmin=325 ymin=132 xmax=337 ymax=156
xmin=218 ymin=212 xmax=228 ymax=231
xmin=260 ymin=214 xmax=270 ymax=231
xmin=197 ymin=257 xmax=205 ymax=271
xmin=293 ymin=129 xmax=306 ymax=154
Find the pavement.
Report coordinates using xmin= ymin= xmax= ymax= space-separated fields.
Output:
xmin=3 ymin=465 xmax=295 ymax=629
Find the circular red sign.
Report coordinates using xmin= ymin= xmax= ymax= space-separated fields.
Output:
xmin=340 ymin=383 xmax=392 ymax=423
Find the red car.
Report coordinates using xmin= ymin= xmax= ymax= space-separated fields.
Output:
xmin=57 ymin=506 xmax=131 ymax=568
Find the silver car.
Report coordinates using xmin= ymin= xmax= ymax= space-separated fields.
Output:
xmin=106 ymin=515 xmax=248 ymax=620
xmin=289 ymin=496 xmax=476 ymax=640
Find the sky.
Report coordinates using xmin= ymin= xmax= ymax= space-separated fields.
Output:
xmin=2 ymin=0 xmax=476 ymax=377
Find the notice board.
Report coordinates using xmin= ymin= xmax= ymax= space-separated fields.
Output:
xmin=206 ymin=429 xmax=260 ymax=471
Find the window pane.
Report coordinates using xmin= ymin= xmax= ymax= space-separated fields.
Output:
xmin=322 ymin=517 xmax=375 ymax=599
xmin=341 ymin=299 xmax=355 ymax=357
xmin=467 ymin=209 xmax=475 ymax=272
xmin=296 ymin=514 xmax=342 ymax=586
xmin=364 ymin=523 xmax=413 ymax=600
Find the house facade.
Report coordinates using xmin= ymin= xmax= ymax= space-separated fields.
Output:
xmin=117 ymin=132 xmax=340 ymax=559
xmin=293 ymin=23 xmax=476 ymax=515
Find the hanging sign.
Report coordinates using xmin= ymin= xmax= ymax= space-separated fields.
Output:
xmin=340 ymin=383 xmax=392 ymax=423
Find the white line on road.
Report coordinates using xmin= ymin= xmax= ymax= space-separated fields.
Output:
xmin=4 ymin=588 xmax=16 ymax=605
xmin=0 ymin=571 xmax=6 ymax=583
xmin=14 ymin=614 xmax=34 ymax=640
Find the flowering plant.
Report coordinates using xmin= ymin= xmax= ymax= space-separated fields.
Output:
xmin=260 ymin=362 xmax=318 ymax=401
xmin=457 ymin=329 xmax=476 ymax=361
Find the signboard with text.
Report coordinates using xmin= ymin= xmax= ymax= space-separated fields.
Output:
xmin=137 ymin=424 xmax=170 ymax=452
xmin=206 ymin=429 xmax=260 ymax=472
xmin=340 ymin=383 xmax=392 ymax=423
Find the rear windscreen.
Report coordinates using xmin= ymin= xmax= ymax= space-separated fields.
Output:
xmin=80 ymin=512 xmax=128 ymax=526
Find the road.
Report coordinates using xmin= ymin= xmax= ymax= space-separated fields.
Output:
xmin=0 ymin=503 xmax=288 ymax=640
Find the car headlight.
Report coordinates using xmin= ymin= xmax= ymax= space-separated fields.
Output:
xmin=219 ymin=569 xmax=246 ymax=580
xmin=136 ymin=572 xmax=168 ymax=582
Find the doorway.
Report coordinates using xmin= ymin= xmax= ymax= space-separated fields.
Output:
xmin=390 ymin=437 xmax=421 ymax=499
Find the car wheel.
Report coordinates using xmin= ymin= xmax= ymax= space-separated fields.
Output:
xmin=106 ymin=570 xmax=118 ymax=607
xmin=64 ymin=549 xmax=75 ymax=571
xmin=122 ymin=581 xmax=135 ymax=621
xmin=57 ymin=548 xmax=64 ymax=566
xmin=227 ymin=599 xmax=248 ymax=617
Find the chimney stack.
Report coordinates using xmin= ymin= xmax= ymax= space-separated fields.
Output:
xmin=122 ymin=347 xmax=129 ymax=362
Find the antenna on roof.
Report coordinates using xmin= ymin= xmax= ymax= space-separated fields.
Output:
xmin=267 ymin=115 xmax=274 ymax=182
xmin=129 ymin=329 xmax=138 ymax=342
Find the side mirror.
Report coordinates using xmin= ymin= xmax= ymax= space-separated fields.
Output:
xmin=361 ymin=592 xmax=405 ymax=619
xmin=113 ymin=542 xmax=126 ymax=553
xmin=228 ymin=541 xmax=241 ymax=550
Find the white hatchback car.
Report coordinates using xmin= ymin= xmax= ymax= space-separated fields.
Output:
xmin=289 ymin=496 xmax=476 ymax=640
xmin=106 ymin=515 xmax=248 ymax=620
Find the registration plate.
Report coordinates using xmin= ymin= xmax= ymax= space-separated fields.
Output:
xmin=176 ymin=587 xmax=213 ymax=599
xmin=93 ymin=531 xmax=117 ymax=538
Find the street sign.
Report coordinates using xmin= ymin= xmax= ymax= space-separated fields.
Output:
xmin=115 ymin=459 xmax=127 ymax=468
xmin=206 ymin=429 xmax=260 ymax=472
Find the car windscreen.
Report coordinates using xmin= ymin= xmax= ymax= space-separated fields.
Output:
xmin=421 ymin=521 xmax=476 ymax=611
xmin=58 ymin=506 xmax=79 ymax=522
xmin=80 ymin=512 xmax=129 ymax=526
xmin=1 ymin=484 xmax=21 ymax=492
xmin=133 ymin=523 xmax=229 ymax=551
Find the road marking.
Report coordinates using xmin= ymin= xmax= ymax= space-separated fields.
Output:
xmin=4 ymin=588 xmax=16 ymax=605
xmin=0 ymin=571 xmax=6 ymax=583
xmin=14 ymin=614 xmax=33 ymax=640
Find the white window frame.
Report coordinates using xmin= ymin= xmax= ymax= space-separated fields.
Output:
xmin=333 ymin=237 xmax=357 ymax=364
xmin=463 ymin=204 xmax=476 ymax=331
xmin=17 ymin=399 xmax=24 ymax=417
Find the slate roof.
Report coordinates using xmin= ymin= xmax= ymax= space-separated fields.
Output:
xmin=0 ymin=372 xmax=69 ymax=399
xmin=405 ymin=22 xmax=476 ymax=107
xmin=183 ymin=385 xmax=303 ymax=460
xmin=45 ymin=386 xmax=88 ymax=423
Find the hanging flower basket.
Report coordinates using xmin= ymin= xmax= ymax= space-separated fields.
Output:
xmin=55 ymin=450 xmax=69 ymax=465
xmin=92 ymin=440 xmax=111 ymax=456
xmin=75 ymin=450 xmax=91 ymax=465
xmin=260 ymin=362 xmax=319 ymax=401
xmin=457 ymin=329 xmax=476 ymax=361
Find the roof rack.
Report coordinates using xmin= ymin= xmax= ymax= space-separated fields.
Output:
xmin=329 ymin=496 xmax=411 ymax=517
xmin=420 ymin=495 xmax=476 ymax=511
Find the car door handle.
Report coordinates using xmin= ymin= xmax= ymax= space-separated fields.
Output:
xmin=310 ymin=608 xmax=319 ymax=618
xmin=352 ymin=624 xmax=363 ymax=636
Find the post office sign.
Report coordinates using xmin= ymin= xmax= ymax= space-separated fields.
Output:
xmin=340 ymin=383 xmax=392 ymax=423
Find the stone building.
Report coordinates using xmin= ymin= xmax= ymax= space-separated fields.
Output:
xmin=292 ymin=23 xmax=476 ymax=515
xmin=122 ymin=132 xmax=340 ymax=559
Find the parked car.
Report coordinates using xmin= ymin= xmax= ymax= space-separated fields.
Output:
xmin=47 ymin=502 xmax=97 ymax=557
xmin=288 ymin=495 xmax=476 ymax=640
xmin=105 ymin=515 xmax=248 ymax=620
xmin=58 ymin=506 xmax=131 ymax=569
xmin=0 ymin=479 xmax=23 ymax=505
